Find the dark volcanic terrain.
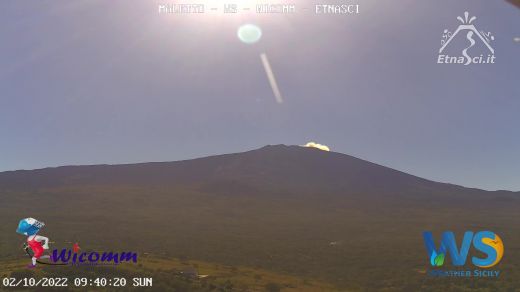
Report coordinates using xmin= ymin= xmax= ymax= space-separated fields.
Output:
xmin=1 ymin=145 xmax=518 ymax=290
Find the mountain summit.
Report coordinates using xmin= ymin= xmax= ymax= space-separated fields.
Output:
xmin=0 ymin=145 xmax=515 ymax=197
xmin=0 ymin=145 xmax=518 ymax=289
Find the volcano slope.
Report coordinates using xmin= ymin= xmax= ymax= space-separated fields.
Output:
xmin=0 ymin=145 xmax=518 ymax=291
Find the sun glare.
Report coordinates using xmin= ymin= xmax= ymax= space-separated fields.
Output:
xmin=237 ymin=24 xmax=262 ymax=44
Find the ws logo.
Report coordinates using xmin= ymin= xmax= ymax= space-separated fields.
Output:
xmin=423 ymin=231 xmax=503 ymax=268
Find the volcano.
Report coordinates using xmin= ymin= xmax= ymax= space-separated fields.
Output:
xmin=0 ymin=145 xmax=518 ymax=290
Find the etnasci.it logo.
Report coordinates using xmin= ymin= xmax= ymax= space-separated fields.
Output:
xmin=437 ymin=11 xmax=495 ymax=65
xmin=422 ymin=231 xmax=504 ymax=278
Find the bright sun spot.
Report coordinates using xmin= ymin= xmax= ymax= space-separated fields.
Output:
xmin=237 ymin=24 xmax=262 ymax=44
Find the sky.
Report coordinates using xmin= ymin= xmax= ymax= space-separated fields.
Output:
xmin=0 ymin=0 xmax=519 ymax=191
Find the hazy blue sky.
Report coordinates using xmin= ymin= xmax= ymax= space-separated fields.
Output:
xmin=1 ymin=0 xmax=519 ymax=191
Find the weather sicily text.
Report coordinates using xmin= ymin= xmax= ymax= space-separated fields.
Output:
xmin=428 ymin=270 xmax=500 ymax=278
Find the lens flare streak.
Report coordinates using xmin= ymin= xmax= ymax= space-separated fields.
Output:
xmin=260 ymin=53 xmax=283 ymax=104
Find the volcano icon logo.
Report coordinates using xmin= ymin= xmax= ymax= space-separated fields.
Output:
xmin=437 ymin=12 xmax=495 ymax=65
